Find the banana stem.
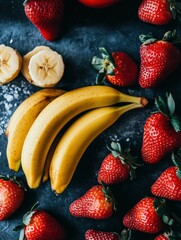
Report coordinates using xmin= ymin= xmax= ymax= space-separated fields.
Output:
xmin=117 ymin=102 xmax=143 ymax=117
xmin=119 ymin=92 xmax=148 ymax=107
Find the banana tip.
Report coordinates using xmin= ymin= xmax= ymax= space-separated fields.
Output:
xmin=141 ymin=97 xmax=148 ymax=107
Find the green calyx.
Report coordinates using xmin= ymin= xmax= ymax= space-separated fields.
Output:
xmin=155 ymin=93 xmax=181 ymax=132
xmin=167 ymin=0 xmax=181 ymax=23
xmin=107 ymin=141 xmax=141 ymax=180
xmin=14 ymin=202 xmax=39 ymax=240
xmin=0 ymin=174 xmax=27 ymax=191
xmin=91 ymin=47 xmax=115 ymax=84
xmin=172 ymin=148 xmax=181 ymax=179
xmin=139 ymin=30 xmax=181 ymax=45
xmin=154 ymin=198 xmax=181 ymax=229
xmin=23 ymin=0 xmax=28 ymax=6
xmin=120 ymin=229 xmax=133 ymax=240
xmin=101 ymin=182 xmax=117 ymax=211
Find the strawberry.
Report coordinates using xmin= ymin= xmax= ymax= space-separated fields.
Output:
xmin=138 ymin=30 xmax=181 ymax=88
xmin=151 ymin=148 xmax=181 ymax=201
xmin=123 ymin=197 xmax=164 ymax=234
xmin=142 ymin=93 xmax=181 ymax=164
xmin=0 ymin=175 xmax=25 ymax=220
xmin=154 ymin=233 xmax=169 ymax=240
xmin=154 ymin=231 xmax=180 ymax=240
xmin=15 ymin=203 xmax=66 ymax=240
xmin=69 ymin=185 xmax=115 ymax=220
xmin=85 ymin=229 xmax=120 ymax=240
xmin=24 ymin=0 xmax=64 ymax=41
xmin=138 ymin=0 xmax=181 ymax=25
xmin=85 ymin=229 xmax=132 ymax=240
xmin=98 ymin=142 xmax=139 ymax=185
xmin=91 ymin=47 xmax=138 ymax=87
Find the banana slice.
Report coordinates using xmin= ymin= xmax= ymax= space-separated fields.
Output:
xmin=28 ymin=50 xmax=64 ymax=87
xmin=0 ymin=44 xmax=22 ymax=85
xmin=21 ymin=46 xmax=51 ymax=83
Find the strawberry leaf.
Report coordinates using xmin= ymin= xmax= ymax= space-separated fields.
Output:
xmin=163 ymin=214 xmax=175 ymax=226
xmin=98 ymin=47 xmax=115 ymax=66
xmin=155 ymin=96 xmax=169 ymax=116
xmin=167 ymin=93 xmax=175 ymax=116
xmin=91 ymin=57 xmax=104 ymax=71
xmin=154 ymin=198 xmax=167 ymax=217
xmin=95 ymin=69 xmax=106 ymax=85
xmin=19 ymin=229 xmax=25 ymax=240
xmin=139 ymin=33 xmax=157 ymax=45
xmin=170 ymin=115 xmax=181 ymax=132
xmin=120 ymin=229 xmax=132 ymax=240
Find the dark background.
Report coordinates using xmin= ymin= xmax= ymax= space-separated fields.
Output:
xmin=0 ymin=0 xmax=181 ymax=239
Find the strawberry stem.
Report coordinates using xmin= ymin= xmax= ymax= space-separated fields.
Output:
xmin=91 ymin=47 xmax=115 ymax=84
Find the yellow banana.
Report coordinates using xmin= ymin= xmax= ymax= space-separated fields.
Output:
xmin=50 ymin=103 xmax=144 ymax=194
xmin=6 ymin=88 xmax=66 ymax=172
xmin=21 ymin=85 xmax=147 ymax=189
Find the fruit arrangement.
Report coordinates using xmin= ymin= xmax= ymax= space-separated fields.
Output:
xmin=0 ymin=0 xmax=181 ymax=240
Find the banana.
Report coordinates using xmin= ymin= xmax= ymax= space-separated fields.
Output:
xmin=50 ymin=103 xmax=143 ymax=194
xmin=0 ymin=44 xmax=22 ymax=85
xmin=28 ymin=49 xmax=65 ymax=87
xmin=21 ymin=46 xmax=52 ymax=83
xmin=21 ymin=85 xmax=148 ymax=189
xmin=6 ymin=88 xmax=66 ymax=172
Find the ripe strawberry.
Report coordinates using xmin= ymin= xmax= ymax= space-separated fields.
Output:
xmin=123 ymin=197 xmax=164 ymax=233
xmin=138 ymin=31 xmax=181 ymax=88
xmin=138 ymin=0 xmax=181 ymax=25
xmin=69 ymin=185 xmax=115 ymax=220
xmin=24 ymin=0 xmax=64 ymax=41
xmin=151 ymin=149 xmax=181 ymax=201
xmin=0 ymin=175 xmax=25 ymax=220
xmin=15 ymin=203 xmax=66 ymax=240
xmin=91 ymin=47 xmax=138 ymax=87
xmin=85 ymin=229 xmax=132 ymax=240
xmin=85 ymin=229 xmax=120 ymax=240
xmin=98 ymin=142 xmax=139 ymax=185
xmin=154 ymin=231 xmax=180 ymax=240
xmin=142 ymin=93 xmax=181 ymax=164
xmin=154 ymin=233 xmax=169 ymax=240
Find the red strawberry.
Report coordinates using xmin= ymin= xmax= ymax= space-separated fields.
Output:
xmin=85 ymin=229 xmax=132 ymax=240
xmin=15 ymin=203 xmax=66 ymax=240
xmin=24 ymin=0 xmax=64 ymax=41
xmin=138 ymin=31 xmax=181 ymax=88
xmin=123 ymin=197 xmax=164 ymax=234
xmin=69 ymin=185 xmax=115 ymax=220
xmin=0 ymin=175 xmax=25 ymax=220
xmin=91 ymin=47 xmax=138 ymax=87
xmin=154 ymin=233 xmax=169 ymax=240
xmin=85 ymin=229 xmax=120 ymax=240
xmin=142 ymin=93 xmax=181 ymax=164
xmin=151 ymin=149 xmax=181 ymax=201
xmin=98 ymin=142 xmax=139 ymax=185
xmin=138 ymin=0 xmax=181 ymax=25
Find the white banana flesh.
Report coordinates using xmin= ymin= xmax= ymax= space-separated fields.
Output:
xmin=50 ymin=103 xmax=143 ymax=194
xmin=0 ymin=44 xmax=22 ymax=85
xmin=28 ymin=49 xmax=64 ymax=87
xmin=21 ymin=46 xmax=51 ymax=83
xmin=21 ymin=85 xmax=147 ymax=189
xmin=6 ymin=88 xmax=66 ymax=172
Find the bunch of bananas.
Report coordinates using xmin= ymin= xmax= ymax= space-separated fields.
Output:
xmin=6 ymin=86 xmax=148 ymax=194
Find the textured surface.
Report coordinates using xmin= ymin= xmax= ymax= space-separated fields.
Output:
xmin=0 ymin=0 xmax=181 ymax=239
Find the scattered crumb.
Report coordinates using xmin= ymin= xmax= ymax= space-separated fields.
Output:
xmin=0 ymin=80 xmax=33 ymax=136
